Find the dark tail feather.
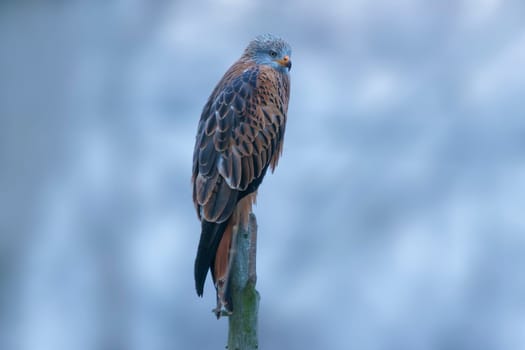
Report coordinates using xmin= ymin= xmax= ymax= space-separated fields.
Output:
xmin=194 ymin=220 xmax=229 ymax=296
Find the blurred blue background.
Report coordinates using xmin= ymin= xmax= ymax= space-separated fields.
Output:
xmin=1 ymin=1 xmax=525 ymax=349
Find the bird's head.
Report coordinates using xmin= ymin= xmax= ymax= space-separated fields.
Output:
xmin=243 ymin=34 xmax=292 ymax=74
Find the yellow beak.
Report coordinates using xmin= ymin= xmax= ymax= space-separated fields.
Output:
xmin=276 ymin=55 xmax=292 ymax=70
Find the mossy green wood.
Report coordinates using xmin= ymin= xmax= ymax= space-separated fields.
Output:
xmin=227 ymin=214 xmax=260 ymax=350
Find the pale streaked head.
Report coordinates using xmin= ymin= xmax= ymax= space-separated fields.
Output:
xmin=242 ymin=34 xmax=292 ymax=73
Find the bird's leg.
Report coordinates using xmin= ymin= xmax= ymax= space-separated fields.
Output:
xmin=224 ymin=222 xmax=239 ymax=303
xmin=213 ymin=281 xmax=230 ymax=318
xmin=213 ymin=223 xmax=239 ymax=318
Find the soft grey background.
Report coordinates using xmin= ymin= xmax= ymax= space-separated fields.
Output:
xmin=1 ymin=1 xmax=525 ymax=349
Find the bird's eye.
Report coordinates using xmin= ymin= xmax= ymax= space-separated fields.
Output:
xmin=269 ymin=50 xmax=277 ymax=58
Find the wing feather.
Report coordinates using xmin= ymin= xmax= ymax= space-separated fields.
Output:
xmin=192 ymin=63 xmax=290 ymax=222
xmin=196 ymin=173 xmax=216 ymax=206
xmin=201 ymin=177 xmax=238 ymax=222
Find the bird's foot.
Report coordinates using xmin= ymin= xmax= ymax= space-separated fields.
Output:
xmin=212 ymin=305 xmax=232 ymax=319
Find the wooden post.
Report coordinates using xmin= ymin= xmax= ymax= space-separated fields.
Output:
xmin=227 ymin=213 xmax=259 ymax=350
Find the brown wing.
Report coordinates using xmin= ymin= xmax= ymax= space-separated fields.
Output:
xmin=192 ymin=63 xmax=290 ymax=223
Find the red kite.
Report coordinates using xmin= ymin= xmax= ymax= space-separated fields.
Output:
xmin=192 ymin=34 xmax=291 ymax=317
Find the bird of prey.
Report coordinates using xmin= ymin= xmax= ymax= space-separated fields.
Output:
xmin=192 ymin=34 xmax=292 ymax=317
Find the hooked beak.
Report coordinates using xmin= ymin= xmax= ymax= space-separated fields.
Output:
xmin=276 ymin=55 xmax=292 ymax=71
